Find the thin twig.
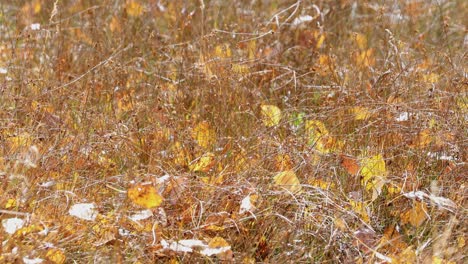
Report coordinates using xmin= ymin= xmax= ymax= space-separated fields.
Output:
xmin=0 ymin=209 xmax=31 ymax=217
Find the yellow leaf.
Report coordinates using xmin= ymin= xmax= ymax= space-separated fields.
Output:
xmin=128 ymin=184 xmax=163 ymax=208
xmin=457 ymin=236 xmax=465 ymax=248
xmin=309 ymin=178 xmax=336 ymax=190
xmin=354 ymin=33 xmax=368 ymax=50
xmin=126 ymin=1 xmax=144 ymax=17
xmin=305 ymin=120 xmax=329 ymax=145
xmin=422 ymin=73 xmax=439 ymax=84
xmin=192 ymin=121 xmax=216 ymax=149
xmin=209 ymin=236 xmax=230 ymax=248
xmin=315 ymin=33 xmax=325 ymax=49
xmin=109 ymin=16 xmax=121 ymax=33
xmin=232 ymin=64 xmax=250 ymax=74
xmin=214 ymin=44 xmax=232 ymax=58
xmin=456 ymin=96 xmax=467 ymax=112
xmin=400 ymin=201 xmax=428 ymax=227
xmin=46 ymin=249 xmax=66 ymax=264
xmin=208 ymin=236 xmax=232 ymax=260
xmin=7 ymin=132 xmax=33 ymax=149
xmin=352 ymin=106 xmax=372 ymax=120
xmin=355 ymin=48 xmax=375 ymax=67
xmin=5 ymin=198 xmax=16 ymax=209
xmin=172 ymin=141 xmax=192 ymax=166
xmin=247 ymin=40 xmax=256 ymax=60
xmin=274 ymin=154 xmax=293 ymax=171
xmin=412 ymin=129 xmax=432 ymax=148
xmin=273 ymin=171 xmax=302 ymax=193
xmin=190 ymin=152 xmax=215 ymax=172
xmin=360 ymin=154 xmax=387 ymax=201
xmin=260 ymin=105 xmax=282 ymax=127
xmin=392 ymin=246 xmax=417 ymax=264
xmin=305 ymin=120 xmax=341 ymax=153
xmin=349 ymin=199 xmax=370 ymax=223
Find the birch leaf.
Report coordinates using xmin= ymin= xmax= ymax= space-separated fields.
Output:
xmin=273 ymin=171 xmax=302 ymax=193
xmin=360 ymin=154 xmax=387 ymax=201
xmin=261 ymin=105 xmax=282 ymax=127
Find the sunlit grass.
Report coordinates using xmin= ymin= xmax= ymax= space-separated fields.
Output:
xmin=0 ymin=0 xmax=466 ymax=263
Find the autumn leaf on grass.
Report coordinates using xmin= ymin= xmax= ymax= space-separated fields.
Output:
xmin=305 ymin=120 xmax=342 ymax=153
xmin=46 ymin=248 xmax=66 ymax=264
xmin=6 ymin=132 xmax=33 ymax=151
xmin=340 ymin=154 xmax=360 ymax=175
xmin=400 ymin=201 xmax=428 ymax=227
xmin=205 ymin=236 xmax=233 ymax=261
xmin=355 ymin=49 xmax=375 ymax=68
xmin=189 ymin=152 xmax=215 ymax=172
xmin=353 ymin=33 xmax=368 ymax=50
xmin=351 ymin=106 xmax=372 ymax=120
xmin=273 ymin=171 xmax=302 ymax=193
xmin=411 ymin=129 xmax=433 ymax=148
xmin=126 ymin=0 xmax=143 ymax=17
xmin=349 ymin=198 xmax=370 ymax=223
xmin=171 ymin=141 xmax=192 ymax=167
xmin=306 ymin=120 xmax=329 ymax=146
xmin=192 ymin=121 xmax=216 ymax=149
xmin=128 ymin=184 xmax=163 ymax=208
xmin=274 ymin=154 xmax=293 ymax=171
xmin=260 ymin=105 xmax=282 ymax=127
xmin=360 ymin=154 xmax=387 ymax=201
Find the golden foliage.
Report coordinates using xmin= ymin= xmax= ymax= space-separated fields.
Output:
xmin=273 ymin=170 xmax=302 ymax=193
xmin=192 ymin=121 xmax=216 ymax=149
xmin=260 ymin=105 xmax=282 ymax=127
xmin=189 ymin=152 xmax=216 ymax=172
xmin=360 ymin=154 xmax=387 ymax=201
xmin=128 ymin=184 xmax=163 ymax=208
xmin=46 ymin=249 xmax=66 ymax=264
xmin=400 ymin=202 xmax=428 ymax=227
xmin=126 ymin=1 xmax=144 ymax=17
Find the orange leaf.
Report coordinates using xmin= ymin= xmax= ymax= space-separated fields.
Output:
xmin=340 ymin=155 xmax=360 ymax=175
xmin=400 ymin=202 xmax=428 ymax=227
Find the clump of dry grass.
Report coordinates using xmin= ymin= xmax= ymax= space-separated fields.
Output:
xmin=0 ymin=0 xmax=466 ymax=263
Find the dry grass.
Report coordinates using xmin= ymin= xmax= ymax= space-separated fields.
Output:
xmin=0 ymin=0 xmax=466 ymax=263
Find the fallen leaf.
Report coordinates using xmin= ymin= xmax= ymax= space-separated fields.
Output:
xmin=400 ymin=201 xmax=428 ymax=227
xmin=260 ymin=105 xmax=282 ymax=127
xmin=340 ymin=154 xmax=360 ymax=175
xmin=360 ymin=154 xmax=387 ymax=201
xmin=128 ymin=184 xmax=163 ymax=208
xmin=192 ymin=121 xmax=216 ymax=149
xmin=126 ymin=1 xmax=143 ymax=17
xmin=354 ymin=32 xmax=368 ymax=50
xmin=274 ymin=154 xmax=293 ymax=171
xmin=189 ymin=152 xmax=215 ymax=172
xmin=46 ymin=249 xmax=66 ymax=264
xmin=351 ymin=106 xmax=372 ymax=120
xmin=273 ymin=171 xmax=302 ymax=193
